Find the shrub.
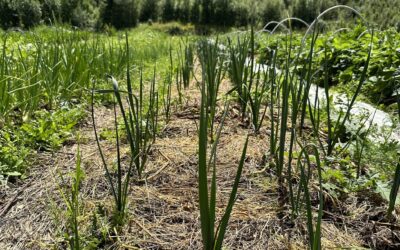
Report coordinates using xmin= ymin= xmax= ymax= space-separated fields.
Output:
xmin=353 ymin=0 xmax=400 ymax=30
xmin=318 ymin=0 xmax=338 ymax=20
xmin=40 ymin=0 xmax=62 ymax=24
xmin=60 ymin=0 xmax=79 ymax=23
xmin=0 ymin=0 xmax=18 ymax=29
xmin=71 ymin=0 xmax=101 ymax=28
xmin=14 ymin=0 xmax=42 ymax=28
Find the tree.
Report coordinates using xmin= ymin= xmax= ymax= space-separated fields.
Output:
xmin=140 ymin=0 xmax=159 ymax=22
xmin=40 ymin=0 xmax=62 ymax=24
xmin=14 ymin=0 xmax=43 ymax=28
xmin=190 ymin=0 xmax=200 ymax=23
xmin=213 ymin=0 xmax=234 ymax=27
xmin=71 ymin=0 xmax=101 ymax=28
xmin=61 ymin=0 xmax=79 ymax=23
xmin=102 ymin=0 xmax=139 ymax=29
xmin=292 ymin=0 xmax=319 ymax=24
xmin=260 ymin=0 xmax=283 ymax=26
xmin=201 ymin=0 xmax=212 ymax=24
xmin=161 ymin=0 xmax=174 ymax=22
xmin=175 ymin=0 xmax=191 ymax=23
xmin=0 ymin=0 xmax=18 ymax=28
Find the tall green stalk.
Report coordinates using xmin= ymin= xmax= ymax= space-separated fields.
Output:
xmin=227 ymin=31 xmax=252 ymax=120
xmin=91 ymin=35 xmax=159 ymax=225
xmin=197 ymin=38 xmax=224 ymax=138
xmin=388 ymin=92 xmax=400 ymax=217
xmin=198 ymin=76 xmax=249 ymax=249
xmin=295 ymin=144 xmax=323 ymax=250
xmin=178 ymin=39 xmax=194 ymax=89
xmin=57 ymin=147 xmax=84 ymax=250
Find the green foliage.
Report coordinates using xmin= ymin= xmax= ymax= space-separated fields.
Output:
xmin=197 ymin=38 xmax=224 ymax=137
xmin=71 ymin=0 xmax=101 ymax=28
xmin=140 ymin=0 xmax=159 ymax=22
xmin=198 ymin=76 xmax=249 ymax=249
xmin=232 ymin=1 xmax=250 ymax=27
xmin=60 ymin=0 xmax=79 ymax=23
xmin=0 ymin=0 xmax=399 ymax=30
xmin=200 ymin=0 xmax=212 ymax=24
xmin=175 ymin=0 xmax=191 ymax=23
xmin=352 ymin=0 xmax=400 ymax=30
xmin=388 ymin=96 xmax=400 ymax=217
xmin=295 ymin=144 xmax=324 ymax=250
xmin=91 ymin=34 xmax=160 ymax=226
xmin=292 ymin=0 xmax=319 ymax=25
xmin=17 ymin=0 xmax=43 ymax=28
xmin=41 ymin=0 xmax=62 ymax=24
xmin=228 ymin=31 xmax=253 ymax=119
xmin=190 ymin=0 xmax=200 ymax=23
xmin=259 ymin=27 xmax=400 ymax=105
xmin=178 ymin=39 xmax=194 ymax=89
xmin=0 ymin=0 xmax=18 ymax=28
xmin=0 ymin=129 xmax=30 ymax=181
xmin=57 ymin=148 xmax=84 ymax=250
xmin=21 ymin=107 xmax=85 ymax=151
xmin=213 ymin=0 xmax=235 ymax=27
xmin=102 ymin=0 xmax=139 ymax=29
xmin=161 ymin=0 xmax=175 ymax=22
xmin=0 ymin=106 xmax=85 ymax=181
xmin=260 ymin=0 xmax=283 ymax=25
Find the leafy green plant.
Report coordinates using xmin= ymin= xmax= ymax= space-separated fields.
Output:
xmin=20 ymin=107 xmax=85 ymax=151
xmin=0 ymin=106 xmax=84 ymax=181
xmin=57 ymin=147 xmax=84 ymax=250
xmin=0 ymin=129 xmax=30 ymax=181
xmin=308 ymin=33 xmax=373 ymax=157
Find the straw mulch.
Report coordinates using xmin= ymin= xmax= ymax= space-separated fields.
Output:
xmin=1 ymin=80 xmax=398 ymax=249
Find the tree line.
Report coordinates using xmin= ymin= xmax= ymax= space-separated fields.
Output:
xmin=0 ymin=0 xmax=398 ymax=30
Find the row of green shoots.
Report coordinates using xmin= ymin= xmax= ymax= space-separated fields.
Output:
xmin=56 ymin=6 xmax=398 ymax=249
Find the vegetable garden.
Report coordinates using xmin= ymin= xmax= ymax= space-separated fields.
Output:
xmin=1 ymin=5 xmax=400 ymax=250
